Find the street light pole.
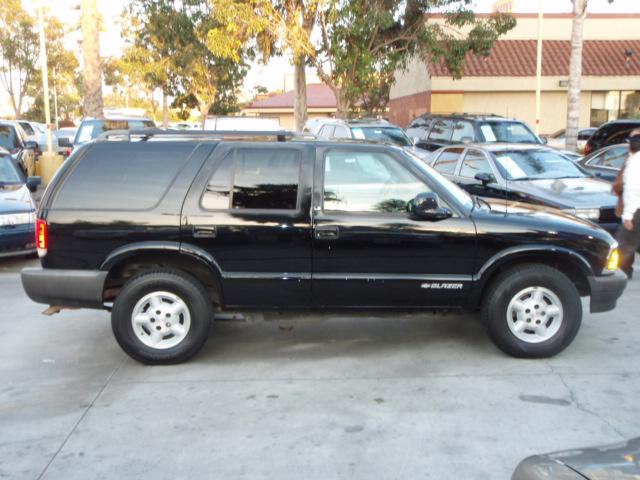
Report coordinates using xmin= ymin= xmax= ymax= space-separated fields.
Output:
xmin=534 ymin=0 xmax=543 ymax=135
xmin=37 ymin=2 xmax=53 ymax=154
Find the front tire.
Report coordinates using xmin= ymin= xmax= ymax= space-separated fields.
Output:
xmin=111 ymin=270 xmax=213 ymax=364
xmin=481 ymin=264 xmax=582 ymax=358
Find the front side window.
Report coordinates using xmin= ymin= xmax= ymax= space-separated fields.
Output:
xmin=0 ymin=126 xmax=20 ymax=151
xmin=460 ymin=149 xmax=492 ymax=178
xmin=333 ymin=126 xmax=350 ymax=139
xmin=323 ymin=150 xmax=429 ymax=213
xmin=428 ymin=120 xmax=453 ymax=142
xmin=0 ymin=156 xmax=23 ymax=184
xmin=451 ymin=121 xmax=475 ymax=143
xmin=201 ymin=148 xmax=301 ymax=210
xmin=432 ymin=148 xmax=463 ymax=175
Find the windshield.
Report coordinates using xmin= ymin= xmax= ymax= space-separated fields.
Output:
xmin=74 ymin=119 xmax=155 ymax=144
xmin=478 ymin=121 xmax=541 ymax=144
xmin=404 ymin=149 xmax=474 ymax=210
xmin=494 ymin=149 xmax=587 ymax=181
xmin=0 ymin=156 xmax=23 ymax=184
xmin=0 ymin=125 xmax=20 ymax=151
xmin=352 ymin=126 xmax=413 ymax=147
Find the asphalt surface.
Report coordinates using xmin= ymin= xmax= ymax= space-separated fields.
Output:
xmin=1 ymin=257 xmax=639 ymax=480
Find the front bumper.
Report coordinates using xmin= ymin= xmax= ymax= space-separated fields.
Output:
xmin=588 ymin=269 xmax=627 ymax=313
xmin=21 ymin=268 xmax=107 ymax=308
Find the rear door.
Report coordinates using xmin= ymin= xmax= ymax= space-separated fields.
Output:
xmin=182 ymin=142 xmax=314 ymax=308
xmin=311 ymin=146 xmax=476 ymax=307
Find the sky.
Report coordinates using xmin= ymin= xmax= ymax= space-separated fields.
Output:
xmin=5 ymin=0 xmax=640 ymax=117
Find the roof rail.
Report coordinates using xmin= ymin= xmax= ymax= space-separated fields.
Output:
xmin=96 ymin=128 xmax=298 ymax=142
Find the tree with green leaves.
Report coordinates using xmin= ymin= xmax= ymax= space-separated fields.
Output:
xmin=313 ymin=0 xmax=516 ymax=118
xmin=127 ymin=0 xmax=248 ymax=128
xmin=208 ymin=0 xmax=319 ymax=131
xmin=0 ymin=0 xmax=38 ymax=118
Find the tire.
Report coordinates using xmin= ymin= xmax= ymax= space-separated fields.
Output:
xmin=481 ymin=264 xmax=582 ymax=358
xmin=111 ymin=269 xmax=213 ymax=364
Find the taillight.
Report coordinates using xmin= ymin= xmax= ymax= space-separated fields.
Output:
xmin=583 ymin=143 xmax=592 ymax=155
xmin=36 ymin=218 xmax=48 ymax=257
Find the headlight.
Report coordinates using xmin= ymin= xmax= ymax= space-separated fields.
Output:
xmin=562 ymin=208 xmax=600 ymax=220
xmin=604 ymin=244 xmax=620 ymax=273
xmin=0 ymin=212 xmax=35 ymax=226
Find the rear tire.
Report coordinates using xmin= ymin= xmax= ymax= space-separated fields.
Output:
xmin=111 ymin=269 xmax=213 ymax=364
xmin=481 ymin=264 xmax=582 ymax=358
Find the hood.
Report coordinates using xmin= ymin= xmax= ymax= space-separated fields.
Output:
xmin=0 ymin=184 xmax=35 ymax=214
xmin=509 ymin=177 xmax=617 ymax=209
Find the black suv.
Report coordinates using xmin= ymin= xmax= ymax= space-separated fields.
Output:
xmin=406 ymin=113 xmax=543 ymax=152
xmin=583 ymin=119 xmax=640 ymax=156
xmin=21 ymin=130 xmax=626 ymax=364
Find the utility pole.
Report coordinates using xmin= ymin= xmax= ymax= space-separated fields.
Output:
xmin=534 ymin=0 xmax=543 ymax=135
xmin=37 ymin=2 xmax=52 ymax=153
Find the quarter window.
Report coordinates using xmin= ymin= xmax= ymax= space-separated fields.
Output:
xmin=460 ymin=149 xmax=492 ymax=178
xmin=323 ymin=150 xmax=429 ymax=213
xmin=432 ymin=148 xmax=463 ymax=175
xmin=201 ymin=148 xmax=301 ymax=211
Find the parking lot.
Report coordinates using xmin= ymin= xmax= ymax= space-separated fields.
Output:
xmin=1 ymin=256 xmax=639 ymax=479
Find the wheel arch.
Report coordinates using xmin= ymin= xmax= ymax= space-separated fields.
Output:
xmin=471 ymin=246 xmax=594 ymax=308
xmin=101 ymin=241 xmax=223 ymax=306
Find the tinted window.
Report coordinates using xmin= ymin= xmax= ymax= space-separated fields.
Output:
xmin=494 ymin=150 xmax=586 ymax=181
xmin=201 ymin=148 xmax=301 ymax=210
xmin=478 ymin=121 xmax=540 ymax=143
xmin=428 ymin=120 xmax=453 ymax=142
xmin=577 ymin=129 xmax=596 ymax=141
xmin=589 ymin=146 xmax=627 ymax=169
xmin=451 ymin=121 xmax=475 ymax=143
xmin=432 ymin=148 xmax=463 ymax=175
xmin=408 ymin=117 xmax=430 ymax=128
xmin=323 ymin=150 xmax=429 ymax=213
xmin=53 ymin=143 xmax=194 ymax=210
xmin=19 ymin=122 xmax=35 ymax=136
xmin=352 ymin=126 xmax=412 ymax=146
xmin=460 ymin=149 xmax=492 ymax=178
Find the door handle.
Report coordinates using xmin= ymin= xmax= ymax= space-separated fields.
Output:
xmin=315 ymin=226 xmax=339 ymax=239
xmin=193 ymin=225 xmax=217 ymax=238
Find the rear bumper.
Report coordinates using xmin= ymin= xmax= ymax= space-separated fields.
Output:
xmin=21 ymin=268 xmax=107 ymax=308
xmin=588 ymin=269 xmax=627 ymax=313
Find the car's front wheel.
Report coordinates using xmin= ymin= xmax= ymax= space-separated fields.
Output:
xmin=481 ymin=264 xmax=582 ymax=358
xmin=111 ymin=270 xmax=213 ymax=364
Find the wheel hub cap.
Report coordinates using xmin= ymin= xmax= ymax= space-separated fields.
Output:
xmin=131 ymin=291 xmax=191 ymax=349
xmin=506 ymin=286 xmax=563 ymax=343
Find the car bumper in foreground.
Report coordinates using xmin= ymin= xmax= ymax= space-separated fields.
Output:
xmin=21 ymin=268 xmax=107 ymax=308
xmin=588 ymin=269 xmax=627 ymax=313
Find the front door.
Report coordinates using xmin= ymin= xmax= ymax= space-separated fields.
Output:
xmin=312 ymin=146 xmax=477 ymax=308
xmin=182 ymin=143 xmax=314 ymax=308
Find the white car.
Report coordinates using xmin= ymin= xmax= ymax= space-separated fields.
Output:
xmin=543 ymin=127 xmax=596 ymax=153
xmin=16 ymin=120 xmax=60 ymax=154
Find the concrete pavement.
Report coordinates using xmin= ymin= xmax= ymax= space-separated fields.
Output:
xmin=1 ymin=258 xmax=639 ymax=479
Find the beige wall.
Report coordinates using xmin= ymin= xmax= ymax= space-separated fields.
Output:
xmin=390 ymin=55 xmax=431 ymax=99
xmin=461 ymin=90 xmax=591 ymax=134
xmin=240 ymin=109 xmax=335 ymax=131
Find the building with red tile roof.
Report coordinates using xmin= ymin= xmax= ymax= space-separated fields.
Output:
xmin=389 ymin=13 xmax=640 ymax=135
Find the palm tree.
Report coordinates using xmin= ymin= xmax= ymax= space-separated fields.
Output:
xmin=565 ymin=0 xmax=588 ymax=152
xmin=80 ymin=0 xmax=103 ymax=117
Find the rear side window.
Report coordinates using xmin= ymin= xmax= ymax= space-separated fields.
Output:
xmin=19 ymin=122 xmax=35 ymax=136
xmin=432 ymin=148 xmax=463 ymax=174
xmin=52 ymin=143 xmax=195 ymax=210
xmin=201 ymin=148 xmax=301 ymax=210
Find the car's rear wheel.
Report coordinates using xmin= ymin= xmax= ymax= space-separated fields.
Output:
xmin=481 ymin=264 xmax=582 ymax=358
xmin=111 ymin=270 xmax=213 ymax=364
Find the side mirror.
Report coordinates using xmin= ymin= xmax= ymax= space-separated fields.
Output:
xmin=408 ymin=192 xmax=453 ymax=221
xmin=540 ymin=137 xmax=548 ymax=145
xmin=24 ymin=140 xmax=39 ymax=150
xmin=26 ymin=176 xmax=41 ymax=192
xmin=474 ymin=172 xmax=495 ymax=186
xmin=57 ymin=137 xmax=72 ymax=148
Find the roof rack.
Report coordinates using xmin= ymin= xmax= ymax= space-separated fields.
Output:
xmin=96 ymin=128 xmax=299 ymax=142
